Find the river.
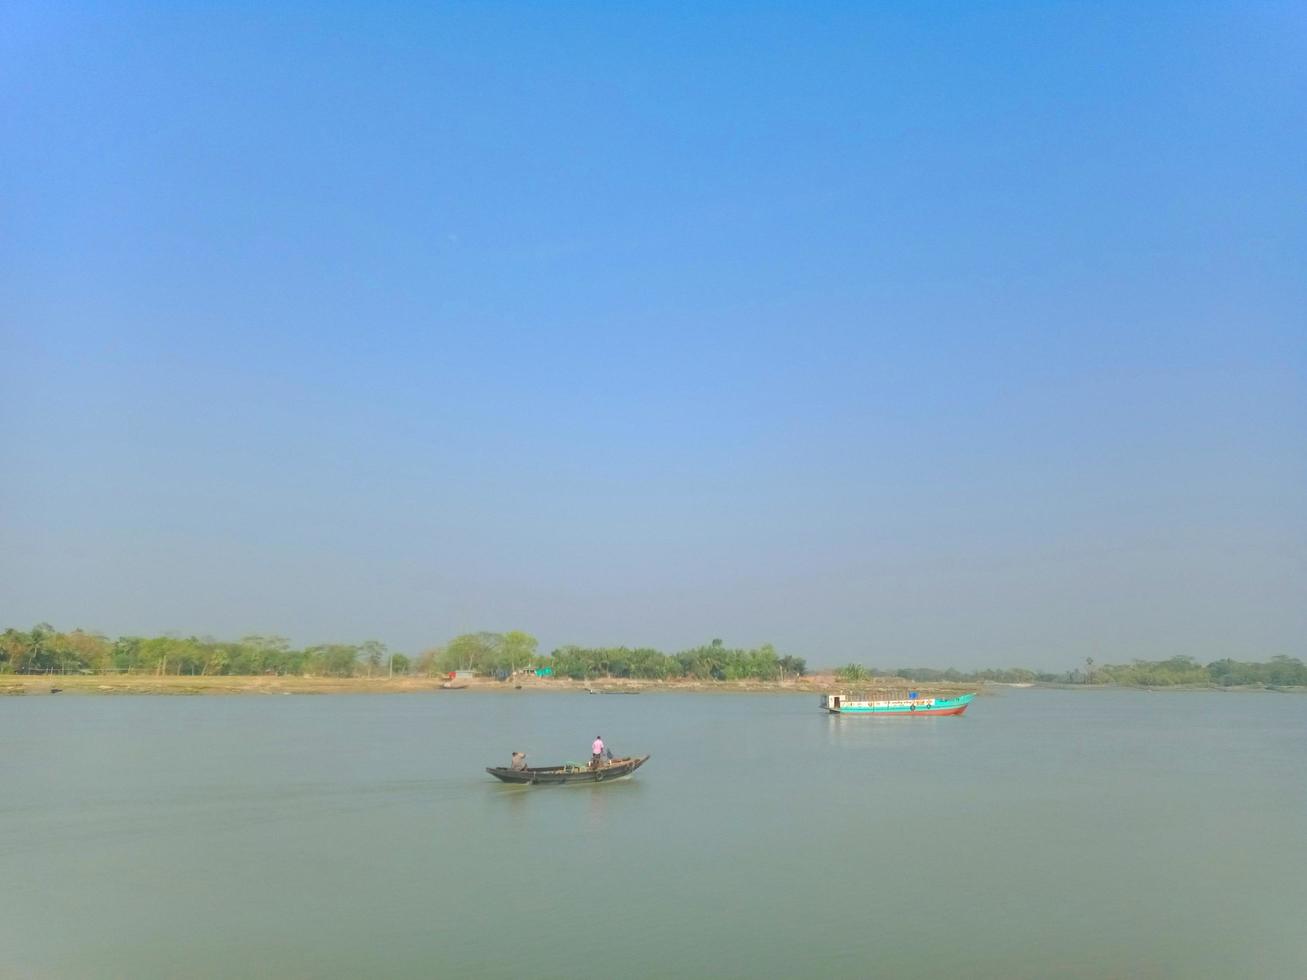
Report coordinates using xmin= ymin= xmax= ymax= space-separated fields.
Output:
xmin=2 ymin=688 xmax=1304 ymax=978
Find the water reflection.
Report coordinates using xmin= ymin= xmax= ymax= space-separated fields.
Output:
xmin=822 ymin=711 xmax=958 ymax=750
xmin=586 ymin=783 xmax=607 ymax=829
xmin=485 ymin=775 xmax=646 ymax=835
xmin=502 ymin=782 xmax=532 ymax=830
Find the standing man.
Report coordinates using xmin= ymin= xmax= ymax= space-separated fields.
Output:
xmin=591 ymin=735 xmax=605 ymax=769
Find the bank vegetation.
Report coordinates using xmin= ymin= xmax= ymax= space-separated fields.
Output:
xmin=0 ymin=625 xmax=805 ymax=683
xmin=4 ymin=625 xmax=1302 ymax=691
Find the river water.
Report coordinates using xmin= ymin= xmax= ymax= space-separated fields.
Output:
xmin=1 ymin=688 xmax=1304 ymax=978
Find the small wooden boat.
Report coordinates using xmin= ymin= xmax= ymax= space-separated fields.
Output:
xmin=486 ymin=755 xmax=650 ymax=785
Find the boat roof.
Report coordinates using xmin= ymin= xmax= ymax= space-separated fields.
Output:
xmin=829 ymin=686 xmax=975 ymax=698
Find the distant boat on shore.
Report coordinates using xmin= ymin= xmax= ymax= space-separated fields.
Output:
xmin=821 ymin=691 xmax=975 ymax=716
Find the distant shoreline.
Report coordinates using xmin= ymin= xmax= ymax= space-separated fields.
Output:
xmin=3 ymin=675 xmax=1304 ymax=697
xmin=0 ymin=674 xmax=823 ymax=696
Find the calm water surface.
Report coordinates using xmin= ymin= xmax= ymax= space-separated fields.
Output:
xmin=2 ymin=689 xmax=1305 ymax=978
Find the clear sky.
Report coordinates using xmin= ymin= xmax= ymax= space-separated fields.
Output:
xmin=2 ymin=2 xmax=1303 ymax=668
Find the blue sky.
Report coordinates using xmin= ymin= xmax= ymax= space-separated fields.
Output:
xmin=2 ymin=2 xmax=1303 ymax=667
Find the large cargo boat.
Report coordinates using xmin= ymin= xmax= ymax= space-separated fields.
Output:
xmin=821 ymin=691 xmax=975 ymax=716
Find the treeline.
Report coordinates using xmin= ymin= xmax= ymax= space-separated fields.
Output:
xmin=417 ymin=634 xmax=806 ymax=681
xmin=1096 ymin=655 xmax=1307 ymax=688
xmin=840 ymin=666 xmax=1048 ymax=684
xmin=0 ymin=625 xmax=806 ymax=681
xmin=834 ymin=655 xmax=1307 ymax=689
xmin=6 ymin=625 xmax=1301 ymax=688
xmin=542 ymin=641 xmax=805 ymax=681
xmin=0 ymin=625 xmax=406 ymax=677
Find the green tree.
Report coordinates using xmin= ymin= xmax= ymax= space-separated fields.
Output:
xmin=202 ymin=648 xmax=230 ymax=676
xmin=441 ymin=632 xmax=503 ymax=674
xmin=500 ymin=631 xmax=539 ymax=674
xmin=778 ymin=655 xmax=807 ymax=680
xmin=22 ymin=623 xmax=58 ymax=672
xmin=415 ymin=646 xmax=442 ymax=675
xmin=306 ymin=644 xmax=360 ymax=677
xmin=58 ymin=630 xmax=113 ymax=671
xmin=0 ymin=629 xmax=26 ymax=672
xmin=360 ymin=640 xmax=387 ymax=677
xmin=232 ymin=635 xmax=292 ymax=675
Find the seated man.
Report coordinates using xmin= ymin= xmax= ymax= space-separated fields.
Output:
xmin=510 ymin=751 xmax=527 ymax=771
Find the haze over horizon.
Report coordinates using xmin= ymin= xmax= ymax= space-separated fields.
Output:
xmin=3 ymin=3 xmax=1303 ymax=670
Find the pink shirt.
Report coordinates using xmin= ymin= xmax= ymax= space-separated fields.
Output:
xmin=592 ymin=738 xmax=604 ymax=755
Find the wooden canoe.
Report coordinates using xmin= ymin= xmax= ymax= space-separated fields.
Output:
xmin=486 ymin=755 xmax=650 ymax=785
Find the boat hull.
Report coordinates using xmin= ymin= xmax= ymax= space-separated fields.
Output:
xmin=486 ymin=755 xmax=650 ymax=784
xmin=822 ymin=693 xmax=975 ymax=716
